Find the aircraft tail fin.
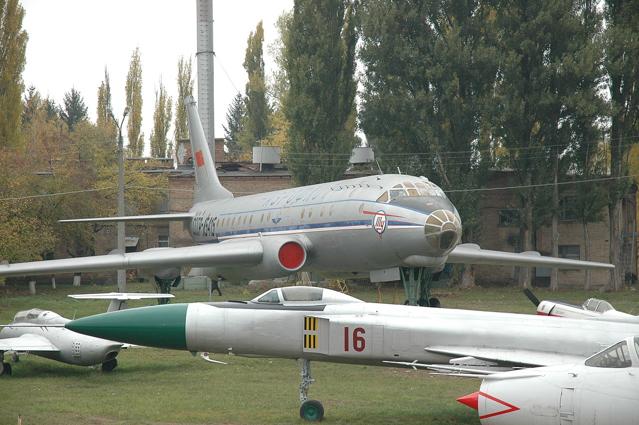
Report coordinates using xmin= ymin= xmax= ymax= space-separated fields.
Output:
xmin=185 ymin=95 xmax=233 ymax=202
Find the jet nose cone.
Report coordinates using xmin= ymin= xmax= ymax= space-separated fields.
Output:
xmin=457 ymin=391 xmax=479 ymax=411
xmin=424 ymin=209 xmax=462 ymax=252
xmin=66 ymin=303 xmax=188 ymax=350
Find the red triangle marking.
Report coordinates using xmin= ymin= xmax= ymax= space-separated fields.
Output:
xmin=478 ymin=391 xmax=520 ymax=419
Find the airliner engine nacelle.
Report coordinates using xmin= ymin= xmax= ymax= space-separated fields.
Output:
xmin=257 ymin=237 xmax=309 ymax=275
xmin=139 ymin=238 xmax=309 ymax=280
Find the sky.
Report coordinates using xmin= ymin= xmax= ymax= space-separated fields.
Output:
xmin=21 ymin=0 xmax=293 ymax=153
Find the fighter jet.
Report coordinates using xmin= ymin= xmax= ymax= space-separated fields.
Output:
xmin=455 ymin=337 xmax=639 ymax=425
xmin=0 ymin=293 xmax=172 ymax=375
xmin=63 ymin=286 xmax=639 ymax=421
xmin=0 ymin=97 xmax=613 ymax=305
xmin=523 ymin=289 xmax=639 ymax=323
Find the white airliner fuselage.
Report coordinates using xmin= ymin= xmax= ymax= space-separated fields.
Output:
xmin=0 ymin=96 xmax=614 ymax=283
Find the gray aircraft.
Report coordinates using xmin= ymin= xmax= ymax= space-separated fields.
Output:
xmin=0 ymin=97 xmax=613 ymax=304
xmin=64 ymin=286 xmax=639 ymax=421
xmin=0 ymin=293 xmax=172 ymax=375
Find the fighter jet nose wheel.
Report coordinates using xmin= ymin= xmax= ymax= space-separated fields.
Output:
xmin=101 ymin=358 xmax=118 ymax=372
xmin=300 ymin=400 xmax=324 ymax=421
xmin=1 ymin=362 xmax=12 ymax=376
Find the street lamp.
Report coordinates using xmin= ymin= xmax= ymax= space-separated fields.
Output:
xmin=109 ymin=107 xmax=130 ymax=292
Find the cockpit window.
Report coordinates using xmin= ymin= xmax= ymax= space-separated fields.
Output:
xmin=257 ymin=289 xmax=281 ymax=304
xmin=377 ymin=181 xmax=448 ymax=203
xmin=281 ymin=287 xmax=323 ymax=301
xmin=585 ymin=341 xmax=633 ymax=368
xmin=583 ymin=298 xmax=614 ymax=313
xmin=376 ymin=191 xmax=389 ymax=203
xmin=389 ymin=188 xmax=407 ymax=201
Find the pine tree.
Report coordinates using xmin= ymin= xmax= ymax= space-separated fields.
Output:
xmin=60 ymin=88 xmax=88 ymax=131
xmin=174 ymin=56 xmax=193 ymax=142
xmin=126 ymin=48 xmax=144 ymax=156
xmin=242 ymin=21 xmax=270 ymax=150
xmin=284 ymin=0 xmax=358 ymax=185
xmin=0 ymin=0 xmax=28 ymax=147
xmin=223 ymin=92 xmax=246 ymax=159
xmin=150 ymin=80 xmax=173 ymax=158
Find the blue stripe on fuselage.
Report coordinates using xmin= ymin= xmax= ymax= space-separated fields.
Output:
xmin=214 ymin=219 xmax=422 ymax=238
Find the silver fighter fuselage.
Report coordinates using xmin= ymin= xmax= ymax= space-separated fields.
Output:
xmin=1 ymin=309 xmax=122 ymax=367
xmin=186 ymin=302 xmax=638 ymax=364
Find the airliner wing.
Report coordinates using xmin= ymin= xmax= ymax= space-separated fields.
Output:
xmin=0 ymin=334 xmax=59 ymax=352
xmin=59 ymin=213 xmax=194 ymax=223
xmin=0 ymin=240 xmax=263 ymax=277
xmin=447 ymin=243 xmax=613 ymax=270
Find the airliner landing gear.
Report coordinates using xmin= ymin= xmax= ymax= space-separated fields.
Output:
xmin=299 ymin=359 xmax=324 ymax=421
xmin=101 ymin=358 xmax=118 ymax=372
xmin=401 ymin=267 xmax=437 ymax=306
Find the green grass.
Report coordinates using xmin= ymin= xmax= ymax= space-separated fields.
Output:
xmin=0 ymin=282 xmax=638 ymax=424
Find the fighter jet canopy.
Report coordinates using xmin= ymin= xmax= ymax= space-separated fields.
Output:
xmin=251 ymin=287 xmax=362 ymax=306
xmin=12 ymin=308 xmax=65 ymax=324
xmin=584 ymin=337 xmax=639 ymax=368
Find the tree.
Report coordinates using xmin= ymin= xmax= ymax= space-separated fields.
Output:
xmin=359 ymin=0 xmax=497 ymax=286
xmin=150 ymin=79 xmax=172 ymax=158
xmin=223 ymin=92 xmax=246 ymax=160
xmin=0 ymin=0 xmax=27 ymax=147
xmin=492 ymin=0 xmax=606 ymax=288
xmin=126 ymin=47 xmax=144 ymax=156
xmin=96 ymin=67 xmax=117 ymax=140
xmin=284 ymin=0 xmax=358 ymax=185
xmin=174 ymin=56 xmax=193 ymax=143
xmin=242 ymin=21 xmax=270 ymax=150
xmin=60 ymin=88 xmax=88 ymax=131
xmin=603 ymin=0 xmax=639 ymax=290
xmin=23 ymin=86 xmax=42 ymax=126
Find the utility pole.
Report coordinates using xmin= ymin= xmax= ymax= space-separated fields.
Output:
xmin=110 ymin=107 xmax=130 ymax=292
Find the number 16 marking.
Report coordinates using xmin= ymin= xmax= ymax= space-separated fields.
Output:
xmin=343 ymin=327 xmax=366 ymax=352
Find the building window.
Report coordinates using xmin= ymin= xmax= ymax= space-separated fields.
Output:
xmin=560 ymin=196 xmax=578 ymax=221
xmin=158 ymin=235 xmax=169 ymax=248
xmin=498 ymin=209 xmax=520 ymax=227
xmin=559 ymin=245 xmax=580 ymax=260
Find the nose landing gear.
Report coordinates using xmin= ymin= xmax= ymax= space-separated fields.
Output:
xmin=401 ymin=267 xmax=442 ymax=307
xmin=101 ymin=358 xmax=118 ymax=372
xmin=299 ymin=359 xmax=324 ymax=421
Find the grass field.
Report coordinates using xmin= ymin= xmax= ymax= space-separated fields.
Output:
xmin=0 ymin=281 xmax=638 ymax=425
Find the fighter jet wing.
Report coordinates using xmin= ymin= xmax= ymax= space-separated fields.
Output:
xmin=447 ymin=243 xmax=614 ymax=269
xmin=424 ymin=346 xmax=585 ymax=367
xmin=0 ymin=239 xmax=263 ymax=277
xmin=0 ymin=334 xmax=60 ymax=352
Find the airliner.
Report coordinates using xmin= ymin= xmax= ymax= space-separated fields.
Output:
xmin=0 ymin=96 xmax=613 ymax=282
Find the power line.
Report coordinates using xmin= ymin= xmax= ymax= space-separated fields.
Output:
xmin=0 ymin=187 xmax=115 ymax=202
xmin=445 ymin=174 xmax=637 ymax=193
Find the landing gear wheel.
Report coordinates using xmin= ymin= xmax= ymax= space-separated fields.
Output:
xmin=1 ymin=362 xmax=12 ymax=376
xmin=300 ymin=400 xmax=324 ymax=421
xmin=428 ymin=297 xmax=441 ymax=308
xmin=101 ymin=358 xmax=118 ymax=372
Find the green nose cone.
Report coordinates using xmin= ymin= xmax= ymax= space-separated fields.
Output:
xmin=66 ymin=303 xmax=188 ymax=350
